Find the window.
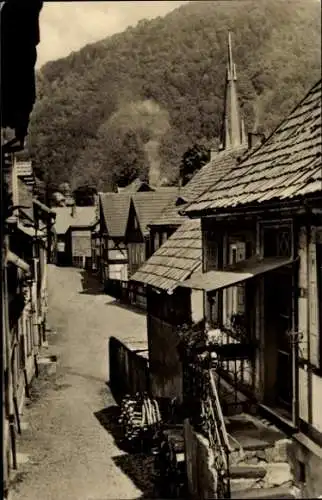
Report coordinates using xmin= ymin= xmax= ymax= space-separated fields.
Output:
xmin=223 ymin=241 xmax=246 ymax=327
xmin=206 ymin=231 xmax=218 ymax=271
xmin=57 ymin=241 xmax=65 ymax=252
xmin=231 ymin=246 xmax=237 ymax=264
xmin=154 ymin=233 xmax=160 ymax=252
xmin=19 ymin=334 xmax=25 ymax=370
xmin=263 ymin=225 xmax=292 ymax=258
xmin=145 ymin=239 xmax=150 ymax=259
xmin=25 ymin=305 xmax=33 ymax=356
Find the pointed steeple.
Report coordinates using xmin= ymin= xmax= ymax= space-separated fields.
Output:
xmin=221 ymin=32 xmax=247 ymax=150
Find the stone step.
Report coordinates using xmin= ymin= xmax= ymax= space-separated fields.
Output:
xmin=231 ymin=485 xmax=297 ymax=499
xmin=230 ymin=477 xmax=261 ymax=492
xmin=229 ymin=438 xmax=292 ymax=466
xmin=228 ymin=433 xmax=273 ymax=451
xmin=230 ymin=465 xmax=266 ymax=479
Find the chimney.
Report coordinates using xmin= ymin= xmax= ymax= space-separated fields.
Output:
xmin=210 ymin=148 xmax=221 ymax=160
xmin=248 ymin=132 xmax=265 ymax=150
xmin=71 ymin=204 xmax=76 ymax=217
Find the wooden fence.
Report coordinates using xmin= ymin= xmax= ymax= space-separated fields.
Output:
xmin=108 ymin=336 xmax=149 ymax=403
xmin=104 ymin=279 xmax=129 ymax=302
xmin=104 ymin=279 xmax=147 ymax=310
xmin=128 ymin=282 xmax=147 ymax=310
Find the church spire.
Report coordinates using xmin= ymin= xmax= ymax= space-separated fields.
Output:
xmin=221 ymin=32 xmax=247 ymax=150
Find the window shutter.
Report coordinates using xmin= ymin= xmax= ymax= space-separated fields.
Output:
xmin=225 ymin=241 xmax=246 ymax=322
xmin=298 ymin=227 xmax=308 ymax=359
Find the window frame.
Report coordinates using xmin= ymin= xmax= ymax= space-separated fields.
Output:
xmin=223 ymin=240 xmax=246 ymax=327
xmin=260 ymin=219 xmax=294 ymax=259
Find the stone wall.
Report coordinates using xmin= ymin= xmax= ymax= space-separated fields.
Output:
xmin=184 ymin=419 xmax=218 ymax=499
xmin=289 ymin=432 xmax=322 ymax=498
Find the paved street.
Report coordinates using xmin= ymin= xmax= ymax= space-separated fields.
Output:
xmin=11 ymin=265 xmax=151 ymax=500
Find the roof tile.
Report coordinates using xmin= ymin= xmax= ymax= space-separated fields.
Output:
xmin=130 ymin=218 xmax=202 ymax=292
xmin=53 ymin=206 xmax=97 ymax=235
xmin=186 ymin=80 xmax=322 ymax=214
xmin=150 ymin=145 xmax=248 ymax=227
xmin=99 ymin=192 xmax=131 ymax=238
xmin=131 ymin=189 xmax=179 ymax=235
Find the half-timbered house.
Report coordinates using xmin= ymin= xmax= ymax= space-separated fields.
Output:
xmin=3 ymin=153 xmax=54 ymax=490
xmin=98 ymin=192 xmax=131 ymax=297
xmin=131 ymin=219 xmax=203 ymax=400
xmin=1 ymin=4 xmax=51 ymax=495
xmin=125 ymin=189 xmax=178 ymax=307
xmin=182 ymin=79 xmax=322 ymax=497
xmin=53 ymin=205 xmax=97 ymax=268
xmin=130 ymin=31 xmax=256 ymax=401
xmin=126 ymin=189 xmax=179 ymax=276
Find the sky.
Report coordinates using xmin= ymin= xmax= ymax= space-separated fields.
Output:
xmin=37 ymin=1 xmax=188 ymax=68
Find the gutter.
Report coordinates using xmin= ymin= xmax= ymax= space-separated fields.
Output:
xmin=183 ymin=195 xmax=322 ymax=220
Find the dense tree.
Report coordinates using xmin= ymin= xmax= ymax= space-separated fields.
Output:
xmin=29 ymin=0 xmax=321 ymax=191
xmin=73 ymin=185 xmax=97 ymax=206
xmin=180 ymin=144 xmax=211 ymax=186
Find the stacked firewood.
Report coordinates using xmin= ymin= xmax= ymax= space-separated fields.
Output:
xmin=119 ymin=393 xmax=162 ymax=448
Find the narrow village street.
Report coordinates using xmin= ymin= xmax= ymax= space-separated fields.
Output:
xmin=10 ymin=265 xmax=152 ymax=500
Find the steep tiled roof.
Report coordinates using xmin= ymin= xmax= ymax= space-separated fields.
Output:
xmin=53 ymin=206 xmax=97 ymax=235
xmin=150 ymin=145 xmax=247 ymax=227
xmin=99 ymin=192 xmax=131 ymax=238
xmin=17 ymin=177 xmax=33 ymax=208
xmin=150 ymin=199 xmax=189 ymax=227
xmin=131 ymin=219 xmax=202 ymax=292
xmin=186 ymin=80 xmax=322 ymax=215
xmin=132 ymin=188 xmax=179 ymax=235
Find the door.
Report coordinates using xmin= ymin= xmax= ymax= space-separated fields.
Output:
xmin=275 ymin=271 xmax=293 ymax=409
xmin=264 ymin=269 xmax=293 ymax=413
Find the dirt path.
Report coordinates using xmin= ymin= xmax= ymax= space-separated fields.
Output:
xmin=10 ymin=265 xmax=151 ymax=500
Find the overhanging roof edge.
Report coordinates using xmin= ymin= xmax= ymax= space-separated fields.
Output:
xmin=167 ymin=259 xmax=203 ymax=294
xmin=178 ymin=256 xmax=297 ymax=292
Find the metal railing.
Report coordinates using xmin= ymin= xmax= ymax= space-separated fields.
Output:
xmin=180 ymin=325 xmax=233 ymax=498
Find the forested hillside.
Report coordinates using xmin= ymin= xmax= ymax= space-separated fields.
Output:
xmin=29 ymin=0 xmax=321 ymax=191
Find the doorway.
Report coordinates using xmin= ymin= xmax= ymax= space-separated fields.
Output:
xmin=264 ymin=269 xmax=293 ymax=416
